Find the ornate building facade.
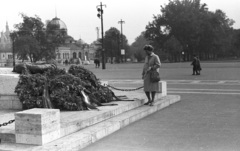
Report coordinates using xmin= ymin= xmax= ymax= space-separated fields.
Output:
xmin=0 ymin=18 xmax=97 ymax=66
xmin=45 ymin=17 xmax=97 ymax=65
xmin=0 ymin=22 xmax=13 ymax=66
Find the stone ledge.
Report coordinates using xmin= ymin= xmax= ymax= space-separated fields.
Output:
xmin=60 ymin=99 xmax=145 ymax=137
xmin=0 ymin=95 xmax=180 ymax=151
xmin=15 ymin=108 xmax=61 ymax=145
xmin=0 ymin=98 xmax=146 ymax=144
xmin=0 ymin=95 xmax=22 ymax=110
xmin=35 ymin=95 xmax=180 ymax=151
xmin=0 ymin=81 xmax=169 ymax=146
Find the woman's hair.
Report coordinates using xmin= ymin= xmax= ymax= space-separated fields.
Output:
xmin=143 ymin=45 xmax=154 ymax=51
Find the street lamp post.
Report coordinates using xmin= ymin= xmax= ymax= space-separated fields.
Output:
xmin=97 ymin=2 xmax=106 ymax=69
xmin=10 ymin=31 xmax=17 ymax=72
xmin=118 ymin=19 xmax=125 ymax=62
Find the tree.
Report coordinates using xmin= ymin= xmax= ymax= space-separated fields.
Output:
xmin=13 ymin=14 xmax=66 ymax=62
xmin=104 ymin=27 xmax=130 ymax=63
xmin=198 ymin=9 xmax=234 ymax=59
xmin=103 ymin=27 xmax=121 ymax=63
xmin=14 ymin=35 xmax=40 ymax=62
xmin=13 ymin=14 xmax=45 ymax=62
xmin=233 ymin=29 xmax=240 ymax=58
xmin=130 ymin=32 xmax=149 ymax=62
xmin=145 ymin=0 xmax=235 ymax=61
xmin=164 ymin=36 xmax=183 ymax=62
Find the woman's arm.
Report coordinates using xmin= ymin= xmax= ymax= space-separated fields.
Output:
xmin=151 ymin=55 xmax=161 ymax=70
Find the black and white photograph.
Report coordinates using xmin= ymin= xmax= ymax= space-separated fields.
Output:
xmin=0 ymin=0 xmax=240 ymax=150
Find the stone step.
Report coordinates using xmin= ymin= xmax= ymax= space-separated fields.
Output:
xmin=0 ymin=94 xmax=22 ymax=110
xmin=0 ymin=112 xmax=17 ymax=143
xmin=0 ymin=92 xmax=146 ymax=143
xmin=60 ymin=97 xmax=146 ymax=137
xmin=0 ymin=81 xmax=169 ymax=147
xmin=0 ymin=95 xmax=180 ymax=151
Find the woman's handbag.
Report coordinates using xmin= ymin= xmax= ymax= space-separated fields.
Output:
xmin=149 ymin=70 xmax=160 ymax=83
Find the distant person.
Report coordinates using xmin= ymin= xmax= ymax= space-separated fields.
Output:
xmin=142 ymin=45 xmax=161 ymax=106
xmin=196 ymin=56 xmax=201 ymax=75
xmin=64 ymin=59 xmax=68 ymax=66
xmin=191 ymin=55 xmax=198 ymax=75
xmin=94 ymin=58 xmax=100 ymax=68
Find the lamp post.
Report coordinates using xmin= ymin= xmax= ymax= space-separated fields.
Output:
xmin=97 ymin=2 xmax=106 ymax=69
xmin=118 ymin=19 xmax=125 ymax=62
xmin=10 ymin=31 xmax=17 ymax=72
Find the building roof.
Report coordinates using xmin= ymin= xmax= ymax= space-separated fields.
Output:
xmin=69 ymin=43 xmax=82 ymax=50
xmin=46 ymin=17 xmax=67 ymax=32
xmin=0 ymin=47 xmax=11 ymax=53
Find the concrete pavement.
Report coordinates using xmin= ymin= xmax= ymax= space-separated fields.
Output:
xmin=80 ymin=62 xmax=240 ymax=151
xmin=80 ymin=92 xmax=240 ymax=151
xmin=1 ymin=62 xmax=240 ymax=150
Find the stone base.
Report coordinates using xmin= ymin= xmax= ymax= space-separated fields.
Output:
xmin=0 ymin=94 xmax=22 ymax=110
xmin=0 ymin=94 xmax=181 ymax=150
xmin=156 ymin=81 xmax=167 ymax=99
xmin=15 ymin=108 xmax=60 ymax=145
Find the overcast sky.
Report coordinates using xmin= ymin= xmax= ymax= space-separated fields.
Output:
xmin=0 ymin=0 xmax=239 ymax=44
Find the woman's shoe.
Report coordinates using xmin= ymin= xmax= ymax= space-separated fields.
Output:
xmin=144 ymin=102 xmax=150 ymax=105
xmin=149 ymin=101 xmax=154 ymax=106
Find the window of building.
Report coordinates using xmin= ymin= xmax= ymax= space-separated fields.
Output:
xmin=57 ymin=53 xmax=61 ymax=59
xmin=8 ymin=55 xmax=13 ymax=59
xmin=78 ymin=52 xmax=82 ymax=59
xmin=73 ymin=52 xmax=77 ymax=59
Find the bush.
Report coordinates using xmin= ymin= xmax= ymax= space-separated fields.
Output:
xmin=15 ymin=65 xmax=117 ymax=111
xmin=15 ymin=73 xmax=47 ymax=109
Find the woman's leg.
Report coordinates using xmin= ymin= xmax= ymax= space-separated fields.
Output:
xmin=150 ymin=91 xmax=156 ymax=106
xmin=144 ymin=91 xmax=151 ymax=105
xmin=192 ymin=67 xmax=196 ymax=75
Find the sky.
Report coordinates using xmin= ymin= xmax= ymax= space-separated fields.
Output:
xmin=0 ymin=0 xmax=240 ymax=45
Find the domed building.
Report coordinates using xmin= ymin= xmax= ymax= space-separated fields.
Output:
xmin=0 ymin=17 xmax=97 ymax=66
xmin=46 ymin=17 xmax=95 ymax=64
xmin=47 ymin=17 xmax=68 ymax=31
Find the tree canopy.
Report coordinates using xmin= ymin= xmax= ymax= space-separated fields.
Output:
xmin=11 ymin=14 xmax=66 ymax=62
xmin=99 ymin=27 xmax=130 ymax=63
xmin=144 ymin=0 xmax=238 ymax=61
xmin=130 ymin=32 xmax=148 ymax=62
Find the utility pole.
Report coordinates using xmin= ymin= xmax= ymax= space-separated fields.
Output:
xmin=118 ymin=19 xmax=125 ymax=62
xmin=96 ymin=27 xmax=99 ymax=40
xmin=10 ymin=31 xmax=17 ymax=72
xmin=97 ymin=2 xmax=106 ymax=69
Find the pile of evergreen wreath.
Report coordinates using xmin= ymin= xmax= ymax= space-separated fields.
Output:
xmin=15 ymin=64 xmax=117 ymax=111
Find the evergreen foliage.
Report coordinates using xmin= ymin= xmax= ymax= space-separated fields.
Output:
xmin=15 ymin=65 xmax=116 ymax=111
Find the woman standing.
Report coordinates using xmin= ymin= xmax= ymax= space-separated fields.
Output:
xmin=142 ymin=45 xmax=161 ymax=106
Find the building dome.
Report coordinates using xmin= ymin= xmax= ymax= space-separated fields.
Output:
xmin=76 ymin=39 xmax=86 ymax=45
xmin=47 ymin=17 xmax=67 ymax=31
